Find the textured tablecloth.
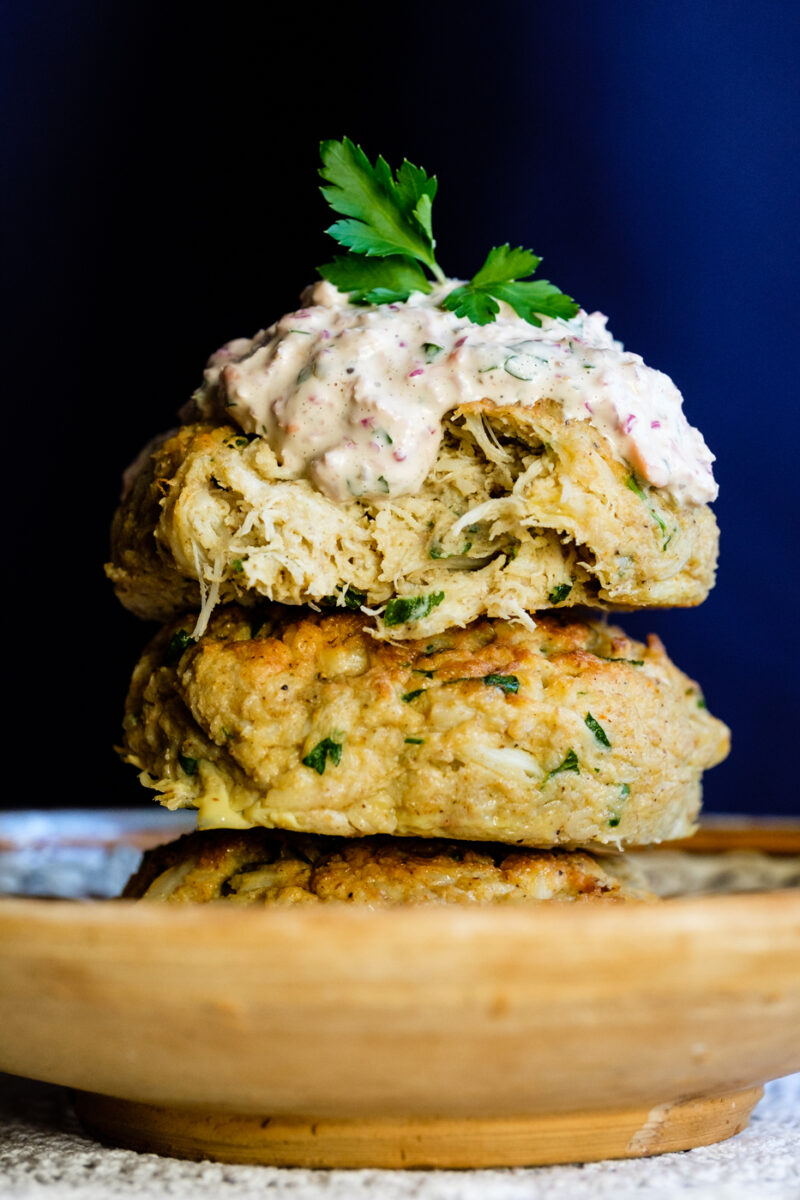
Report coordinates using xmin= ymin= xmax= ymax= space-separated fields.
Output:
xmin=1 ymin=1072 xmax=797 ymax=1200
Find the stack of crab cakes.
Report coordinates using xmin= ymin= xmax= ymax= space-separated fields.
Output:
xmin=111 ymin=285 xmax=729 ymax=907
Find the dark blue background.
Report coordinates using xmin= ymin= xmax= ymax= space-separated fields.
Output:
xmin=4 ymin=1 xmax=798 ymax=815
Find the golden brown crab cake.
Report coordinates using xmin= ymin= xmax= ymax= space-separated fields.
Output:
xmin=106 ymin=406 xmax=718 ymax=637
xmin=121 ymin=606 xmax=729 ymax=849
xmin=122 ymin=829 xmax=652 ymax=905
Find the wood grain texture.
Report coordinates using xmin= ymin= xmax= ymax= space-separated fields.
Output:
xmin=74 ymin=1087 xmax=763 ymax=1168
xmin=1 ymin=821 xmax=798 ymax=1167
xmin=1 ymin=892 xmax=798 ymax=1116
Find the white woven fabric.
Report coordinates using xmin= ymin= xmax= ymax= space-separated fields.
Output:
xmin=1 ymin=1072 xmax=797 ymax=1200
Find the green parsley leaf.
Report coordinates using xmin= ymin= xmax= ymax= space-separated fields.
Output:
xmin=443 ymin=285 xmax=501 ymax=326
xmin=178 ymin=754 xmax=198 ymax=776
xmin=626 ymin=474 xmax=673 ymax=550
xmin=483 ymin=673 xmax=520 ymax=694
xmin=302 ymin=737 xmax=343 ymax=775
xmin=489 ymin=280 xmax=579 ymax=326
xmin=609 ymin=783 xmax=630 ymax=827
xmin=319 ymin=138 xmax=442 ymax=275
xmin=473 ymin=244 xmax=542 ymax=285
xmin=584 ymin=713 xmax=611 ymax=748
xmin=401 ymin=688 xmax=426 ymax=703
xmin=319 ymin=254 xmax=432 ymax=304
xmin=404 ymin=737 xmax=425 ymax=744
xmin=165 ymin=629 xmax=196 ymax=665
xmin=340 ymin=586 xmax=367 ymax=610
xmin=625 ymin=474 xmax=647 ymax=502
xmin=442 ymin=244 xmax=578 ymax=328
xmin=595 ymin=654 xmax=644 ymax=666
xmin=544 ymin=748 xmax=580 ymax=783
xmin=320 ymin=585 xmax=368 ymax=611
xmin=384 ymin=591 xmax=445 ymax=627
xmin=548 ymin=582 xmax=572 ymax=605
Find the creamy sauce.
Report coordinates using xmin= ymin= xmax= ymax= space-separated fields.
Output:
xmin=195 ymin=280 xmax=717 ymax=506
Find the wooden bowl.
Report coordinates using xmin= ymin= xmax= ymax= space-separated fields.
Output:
xmin=0 ymin=814 xmax=798 ymax=1168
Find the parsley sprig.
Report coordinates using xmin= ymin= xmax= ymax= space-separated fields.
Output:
xmin=318 ymin=138 xmax=577 ymax=327
xmin=442 ymin=245 xmax=578 ymax=328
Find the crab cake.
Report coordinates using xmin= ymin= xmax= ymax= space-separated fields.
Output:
xmin=121 ymin=606 xmax=729 ymax=849
xmin=107 ymin=285 xmax=720 ymax=635
xmin=107 ymin=409 xmax=718 ymax=637
xmin=122 ymin=829 xmax=652 ymax=906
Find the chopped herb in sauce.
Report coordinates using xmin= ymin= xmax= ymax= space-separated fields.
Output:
xmin=178 ymin=754 xmax=198 ymax=776
xmin=584 ymin=713 xmax=611 ymax=748
xmin=384 ymin=591 xmax=445 ymax=626
xmin=401 ymin=688 xmax=426 ymax=703
xmin=504 ymin=354 xmax=536 ymax=381
xmin=231 ymin=558 xmax=244 ymax=574
xmin=302 ymin=737 xmax=343 ymax=775
xmin=404 ymin=737 xmax=425 ymax=744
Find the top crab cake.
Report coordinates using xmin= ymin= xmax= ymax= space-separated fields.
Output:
xmin=106 ymin=283 xmax=719 ymax=638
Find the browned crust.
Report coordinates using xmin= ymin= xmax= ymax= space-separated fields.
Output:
xmin=122 ymin=829 xmax=653 ymax=905
xmin=121 ymin=606 xmax=729 ymax=848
